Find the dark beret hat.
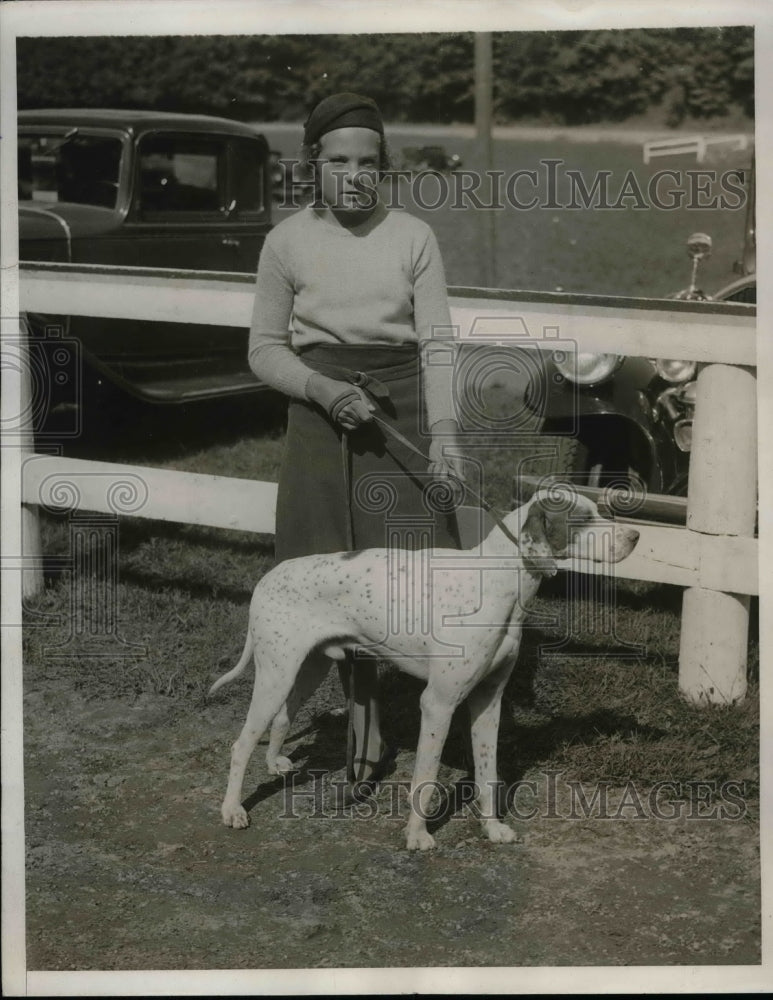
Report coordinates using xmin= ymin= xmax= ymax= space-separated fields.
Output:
xmin=303 ymin=92 xmax=384 ymax=146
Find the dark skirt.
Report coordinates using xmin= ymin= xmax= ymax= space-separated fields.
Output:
xmin=275 ymin=344 xmax=461 ymax=561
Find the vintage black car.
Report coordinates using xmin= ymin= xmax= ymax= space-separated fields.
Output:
xmin=527 ymin=162 xmax=755 ymax=497
xmin=19 ymin=108 xmax=273 ymax=411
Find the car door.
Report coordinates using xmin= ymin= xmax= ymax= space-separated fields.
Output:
xmin=121 ymin=130 xmax=237 ymax=272
xmin=76 ymin=130 xmax=266 ymax=400
xmin=227 ymin=134 xmax=272 ymax=274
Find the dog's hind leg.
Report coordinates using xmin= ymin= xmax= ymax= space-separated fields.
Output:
xmin=266 ymin=650 xmax=332 ymax=775
xmin=220 ymin=654 xmax=298 ymax=829
xmin=467 ymin=659 xmax=518 ymax=844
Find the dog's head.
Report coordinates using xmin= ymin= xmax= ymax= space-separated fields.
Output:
xmin=520 ymin=487 xmax=640 ymax=577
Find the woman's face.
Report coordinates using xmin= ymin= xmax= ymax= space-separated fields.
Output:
xmin=316 ymin=127 xmax=381 ymax=215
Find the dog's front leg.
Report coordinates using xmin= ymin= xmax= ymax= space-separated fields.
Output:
xmin=467 ymin=659 xmax=518 ymax=844
xmin=405 ymin=679 xmax=458 ymax=851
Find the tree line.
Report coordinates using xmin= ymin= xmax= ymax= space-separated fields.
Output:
xmin=17 ymin=27 xmax=753 ymax=126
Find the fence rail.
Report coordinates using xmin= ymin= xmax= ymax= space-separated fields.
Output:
xmin=642 ymin=133 xmax=750 ymax=164
xmin=19 ymin=261 xmax=756 ymax=364
xmin=21 ymin=455 xmax=758 ymax=598
xmin=17 ymin=262 xmax=758 ymax=705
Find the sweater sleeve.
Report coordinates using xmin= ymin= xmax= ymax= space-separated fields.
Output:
xmin=248 ymin=238 xmax=316 ymax=400
xmin=413 ymin=227 xmax=458 ymax=429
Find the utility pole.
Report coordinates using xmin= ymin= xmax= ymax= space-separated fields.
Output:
xmin=474 ymin=31 xmax=496 ymax=287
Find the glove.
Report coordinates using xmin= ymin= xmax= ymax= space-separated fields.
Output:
xmin=306 ymin=372 xmax=375 ymax=430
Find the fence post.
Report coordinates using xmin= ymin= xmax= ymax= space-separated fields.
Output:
xmin=678 ymin=364 xmax=757 ymax=704
xmin=20 ymin=315 xmax=44 ymax=599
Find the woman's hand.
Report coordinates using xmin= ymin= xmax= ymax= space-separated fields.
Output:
xmin=428 ymin=419 xmax=466 ymax=482
xmin=306 ymin=373 xmax=375 ymax=431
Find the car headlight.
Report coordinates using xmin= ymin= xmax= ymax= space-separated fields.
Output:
xmin=673 ymin=419 xmax=692 ymax=451
xmin=654 ymin=358 xmax=697 ymax=383
xmin=552 ymin=351 xmax=623 ymax=386
xmin=681 ymin=379 xmax=697 ymax=404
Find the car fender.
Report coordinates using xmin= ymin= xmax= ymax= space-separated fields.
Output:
xmin=19 ymin=204 xmax=73 ymax=263
xmin=529 ymin=354 xmax=657 ymax=423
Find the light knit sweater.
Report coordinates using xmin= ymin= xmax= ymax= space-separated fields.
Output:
xmin=248 ymin=203 xmax=457 ymax=428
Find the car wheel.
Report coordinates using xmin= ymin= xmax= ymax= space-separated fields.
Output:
xmin=581 ymin=446 xmax=644 ymax=489
xmin=543 ymin=435 xmax=643 ymax=489
xmin=542 ymin=435 xmax=589 ymax=481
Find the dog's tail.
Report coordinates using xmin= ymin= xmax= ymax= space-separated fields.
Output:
xmin=208 ymin=628 xmax=254 ymax=697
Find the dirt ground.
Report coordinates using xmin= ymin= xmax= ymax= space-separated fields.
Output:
xmin=23 ymin=664 xmax=760 ymax=973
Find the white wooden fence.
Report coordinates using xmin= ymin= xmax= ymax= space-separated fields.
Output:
xmin=17 ymin=262 xmax=757 ymax=705
xmin=642 ymin=133 xmax=750 ymax=164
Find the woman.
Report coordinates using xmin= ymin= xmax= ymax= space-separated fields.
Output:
xmin=248 ymin=92 xmax=464 ymax=795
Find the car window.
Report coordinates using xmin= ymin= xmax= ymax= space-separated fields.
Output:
xmin=18 ymin=132 xmax=123 ymax=209
xmin=137 ymin=134 xmax=226 ymax=216
xmin=229 ymin=137 xmax=265 ymax=216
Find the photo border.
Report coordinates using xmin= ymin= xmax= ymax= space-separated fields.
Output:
xmin=2 ymin=1 xmax=770 ymax=995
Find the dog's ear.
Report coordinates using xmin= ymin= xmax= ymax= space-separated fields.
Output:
xmin=520 ymin=493 xmax=576 ymax=576
xmin=520 ymin=500 xmax=559 ymax=577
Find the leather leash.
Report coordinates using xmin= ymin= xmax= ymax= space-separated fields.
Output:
xmin=369 ymin=413 xmax=522 ymax=550
xmin=334 ymin=370 xmax=523 ymax=789
xmin=322 ymin=362 xmax=521 ymax=549
xmin=339 ymin=412 xmax=522 ymax=791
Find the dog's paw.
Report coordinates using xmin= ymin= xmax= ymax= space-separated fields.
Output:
xmin=221 ymin=803 xmax=250 ymax=829
xmin=267 ymin=754 xmax=296 ymax=775
xmin=482 ymin=819 xmax=517 ymax=844
xmin=405 ymin=828 xmax=436 ymax=851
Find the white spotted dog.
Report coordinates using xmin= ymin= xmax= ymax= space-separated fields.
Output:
xmin=210 ymin=487 xmax=639 ymax=851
